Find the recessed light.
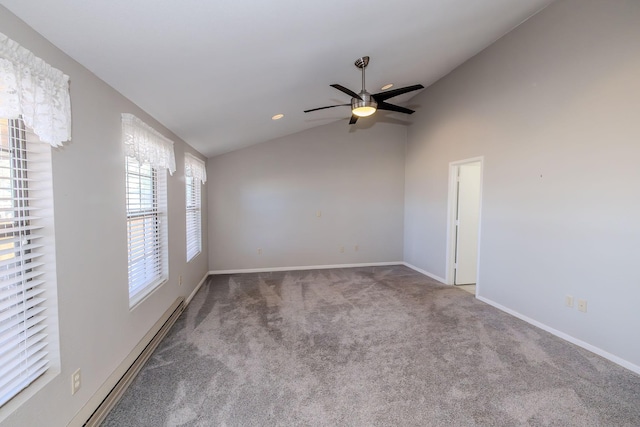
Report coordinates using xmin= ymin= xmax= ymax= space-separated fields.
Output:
xmin=272 ymin=114 xmax=284 ymax=120
xmin=381 ymin=83 xmax=393 ymax=90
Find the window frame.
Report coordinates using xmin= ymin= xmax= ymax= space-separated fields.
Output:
xmin=0 ymin=117 xmax=59 ymax=408
xmin=185 ymin=174 xmax=202 ymax=262
xmin=125 ymin=156 xmax=168 ymax=307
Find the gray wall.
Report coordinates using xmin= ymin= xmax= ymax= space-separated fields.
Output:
xmin=3 ymin=0 xmax=639 ymax=424
xmin=404 ymin=0 xmax=640 ymax=369
xmin=0 ymin=8 xmax=209 ymax=427
xmin=208 ymin=120 xmax=406 ymax=270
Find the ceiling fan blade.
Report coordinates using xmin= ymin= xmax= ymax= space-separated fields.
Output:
xmin=304 ymin=104 xmax=350 ymax=113
xmin=373 ymin=84 xmax=424 ymax=101
xmin=349 ymin=115 xmax=359 ymax=125
xmin=331 ymin=84 xmax=362 ymax=100
xmin=376 ymin=102 xmax=415 ymax=115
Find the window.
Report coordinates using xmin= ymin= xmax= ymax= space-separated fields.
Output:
xmin=185 ymin=176 xmax=201 ymax=261
xmin=0 ymin=118 xmax=57 ymax=406
xmin=125 ymin=157 xmax=168 ymax=306
xmin=184 ymin=153 xmax=206 ymax=262
xmin=0 ymin=31 xmax=69 ymax=408
xmin=122 ymin=114 xmax=175 ymax=307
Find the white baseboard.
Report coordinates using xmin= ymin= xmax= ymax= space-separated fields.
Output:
xmin=208 ymin=261 xmax=404 ymax=275
xmin=69 ymin=298 xmax=185 ymax=427
xmin=186 ymin=272 xmax=210 ymax=304
xmin=402 ymin=263 xmax=640 ymax=375
xmin=70 ymin=272 xmax=209 ymax=426
xmin=402 ymin=262 xmax=447 ymax=284
xmin=477 ymin=296 xmax=640 ymax=376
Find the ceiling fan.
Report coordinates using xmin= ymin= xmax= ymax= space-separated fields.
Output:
xmin=304 ymin=56 xmax=424 ymax=124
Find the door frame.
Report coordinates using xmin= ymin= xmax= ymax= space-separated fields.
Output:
xmin=445 ymin=156 xmax=484 ymax=293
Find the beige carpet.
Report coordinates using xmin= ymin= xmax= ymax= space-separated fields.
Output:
xmin=103 ymin=265 xmax=640 ymax=426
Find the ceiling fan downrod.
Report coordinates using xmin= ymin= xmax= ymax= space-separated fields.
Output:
xmin=354 ymin=56 xmax=370 ymax=93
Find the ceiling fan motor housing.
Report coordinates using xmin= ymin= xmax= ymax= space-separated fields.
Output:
xmin=351 ymin=91 xmax=377 ymax=117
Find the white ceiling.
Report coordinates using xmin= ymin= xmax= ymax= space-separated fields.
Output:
xmin=1 ymin=0 xmax=553 ymax=157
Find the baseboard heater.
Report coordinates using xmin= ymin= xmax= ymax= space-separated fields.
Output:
xmin=83 ymin=297 xmax=185 ymax=426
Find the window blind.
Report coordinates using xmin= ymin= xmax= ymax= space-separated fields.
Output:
xmin=125 ymin=157 xmax=167 ymax=306
xmin=185 ymin=176 xmax=201 ymax=261
xmin=0 ymin=118 xmax=55 ymax=406
xmin=185 ymin=153 xmax=205 ymax=262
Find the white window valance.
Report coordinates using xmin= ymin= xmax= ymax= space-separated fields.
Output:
xmin=122 ymin=113 xmax=176 ymax=175
xmin=184 ymin=152 xmax=207 ymax=184
xmin=0 ymin=32 xmax=71 ymax=147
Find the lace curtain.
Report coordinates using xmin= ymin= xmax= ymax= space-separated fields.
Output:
xmin=184 ymin=152 xmax=207 ymax=184
xmin=0 ymin=32 xmax=71 ymax=147
xmin=122 ymin=113 xmax=176 ymax=175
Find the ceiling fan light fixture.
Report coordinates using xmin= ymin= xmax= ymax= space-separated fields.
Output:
xmin=351 ymin=98 xmax=377 ymax=117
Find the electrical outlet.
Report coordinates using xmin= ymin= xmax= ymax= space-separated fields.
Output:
xmin=179 ymin=275 xmax=183 ymax=287
xmin=577 ymin=299 xmax=587 ymax=313
xmin=354 ymin=244 xmax=359 ymax=252
xmin=316 ymin=210 xmax=322 ymax=218
xmin=71 ymin=369 xmax=81 ymax=395
xmin=565 ymin=295 xmax=574 ymax=308
xmin=340 ymin=246 xmax=344 ymax=253
xmin=257 ymin=248 xmax=262 ymax=255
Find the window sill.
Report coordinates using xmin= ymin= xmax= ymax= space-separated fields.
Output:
xmin=129 ymin=277 xmax=168 ymax=310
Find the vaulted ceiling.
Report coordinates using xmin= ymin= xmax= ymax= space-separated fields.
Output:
xmin=1 ymin=0 xmax=554 ymax=157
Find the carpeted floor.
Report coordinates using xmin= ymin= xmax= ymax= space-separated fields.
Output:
xmin=102 ymin=265 xmax=640 ymax=426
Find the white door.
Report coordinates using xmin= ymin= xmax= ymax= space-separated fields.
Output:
xmin=454 ymin=162 xmax=481 ymax=285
